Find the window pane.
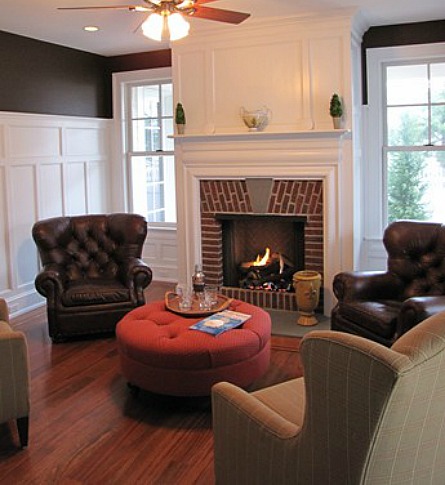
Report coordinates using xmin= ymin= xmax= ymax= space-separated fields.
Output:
xmin=130 ymin=155 xmax=176 ymax=224
xmin=387 ymin=151 xmax=445 ymax=223
xmin=431 ymin=63 xmax=445 ymax=103
xmin=161 ymin=84 xmax=173 ymax=117
xmin=162 ymin=118 xmax=174 ymax=151
xmin=432 ymin=105 xmax=445 ymax=146
xmin=386 ymin=64 xmax=428 ymax=105
xmin=132 ymin=119 xmax=160 ymax=152
xmin=131 ymin=85 xmax=159 ymax=118
xmin=387 ymin=107 xmax=428 ymax=146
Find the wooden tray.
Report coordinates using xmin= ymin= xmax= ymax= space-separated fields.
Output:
xmin=164 ymin=291 xmax=232 ymax=317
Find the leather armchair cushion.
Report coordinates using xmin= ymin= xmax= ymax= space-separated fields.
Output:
xmin=338 ymin=300 xmax=402 ymax=339
xmin=61 ymin=280 xmax=130 ymax=307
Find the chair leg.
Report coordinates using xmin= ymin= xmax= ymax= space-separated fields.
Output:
xmin=16 ymin=416 xmax=29 ymax=448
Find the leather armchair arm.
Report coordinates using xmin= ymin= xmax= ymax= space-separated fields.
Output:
xmin=333 ymin=271 xmax=403 ymax=302
xmin=119 ymin=258 xmax=153 ymax=304
xmin=397 ymin=295 xmax=445 ymax=338
xmin=34 ymin=263 xmax=67 ymax=301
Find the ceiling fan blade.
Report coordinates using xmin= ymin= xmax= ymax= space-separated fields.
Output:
xmin=192 ymin=6 xmax=250 ymax=24
xmin=184 ymin=0 xmax=218 ymax=4
xmin=58 ymin=5 xmax=150 ymax=11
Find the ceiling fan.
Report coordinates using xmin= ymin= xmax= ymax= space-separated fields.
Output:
xmin=58 ymin=1 xmax=251 ymax=41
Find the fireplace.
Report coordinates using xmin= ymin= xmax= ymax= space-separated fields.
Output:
xmin=200 ymin=178 xmax=323 ymax=311
xmin=174 ymin=130 xmax=352 ymax=316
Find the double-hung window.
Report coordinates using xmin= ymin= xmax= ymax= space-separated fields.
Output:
xmin=127 ymin=80 xmax=176 ymax=224
xmin=384 ymin=61 xmax=445 ymax=223
xmin=363 ymin=43 xmax=445 ymax=270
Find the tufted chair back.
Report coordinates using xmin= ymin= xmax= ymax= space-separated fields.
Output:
xmin=34 ymin=214 xmax=147 ymax=283
xmin=384 ymin=220 xmax=445 ymax=300
xmin=33 ymin=213 xmax=153 ymax=342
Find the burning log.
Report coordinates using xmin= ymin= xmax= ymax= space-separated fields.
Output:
xmin=239 ymin=248 xmax=296 ymax=292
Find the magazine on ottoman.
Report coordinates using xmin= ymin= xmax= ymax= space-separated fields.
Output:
xmin=190 ymin=310 xmax=252 ymax=336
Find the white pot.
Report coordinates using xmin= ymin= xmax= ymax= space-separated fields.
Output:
xmin=332 ymin=117 xmax=342 ymax=129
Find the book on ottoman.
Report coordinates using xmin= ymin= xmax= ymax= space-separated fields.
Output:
xmin=190 ymin=310 xmax=251 ymax=336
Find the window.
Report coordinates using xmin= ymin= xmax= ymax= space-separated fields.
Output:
xmin=384 ymin=61 xmax=445 ymax=223
xmin=127 ymin=80 xmax=176 ymax=224
xmin=362 ymin=43 xmax=445 ymax=270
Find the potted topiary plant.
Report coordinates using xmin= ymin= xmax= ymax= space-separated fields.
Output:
xmin=175 ymin=102 xmax=186 ymax=134
xmin=329 ymin=93 xmax=343 ymax=129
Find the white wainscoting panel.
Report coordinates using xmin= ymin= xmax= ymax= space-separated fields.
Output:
xmin=9 ymin=126 xmax=61 ymax=158
xmin=65 ymin=127 xmax=108 ymax=157
xmin=9 ymin=164 xmax=39 ymax=289
xmin=0 ymin=111 xmax=112 ymax=316
xmin=0 ymin=165 xmax=9 ymax=291
xmin=143 ymin=227 xmax=178 ymax=282
xmin=39 ymin=163 xmax=64 ymax=218
xmin=87 ymin=160 xmax=108 ymax=213
xmin=0 ymin=125 xmax=5 ymax=159
xmin=65 ymin=162 xmax=87 ymax=215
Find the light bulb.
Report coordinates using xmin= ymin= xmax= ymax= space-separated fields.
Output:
xmin=167 ymin=13 xmax=190 ymax=41
xmin=142 ymin=13 xmax=164 ymax=41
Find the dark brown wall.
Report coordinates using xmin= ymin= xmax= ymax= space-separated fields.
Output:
xmin=0 ymin=30 xmax=111 ymax=118
xmin=362 ymin=20 xmax=445 ymax=103
xmin=107 ymin=49 xmax=171 ymax=73
xmin=0 ymin=30 xmax=172 ymax=119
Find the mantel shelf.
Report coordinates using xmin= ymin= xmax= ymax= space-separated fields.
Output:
xmin=170 ymin=129 xmax=351 ymax=141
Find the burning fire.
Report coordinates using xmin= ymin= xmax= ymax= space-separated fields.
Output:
xmin=252 ymin=247 xmax=270 ymax=266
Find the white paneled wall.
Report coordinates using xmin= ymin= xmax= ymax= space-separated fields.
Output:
xmin=0 ymin=112 xmax=112 ymax=316
xmin=172 ymin=12 xmax=364 ymax=134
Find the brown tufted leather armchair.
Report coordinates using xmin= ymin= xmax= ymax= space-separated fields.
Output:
xmin=32 ymin=213 xmax=153 ymax=342
xmin=332 ymin=220 xmax=445 ymax=346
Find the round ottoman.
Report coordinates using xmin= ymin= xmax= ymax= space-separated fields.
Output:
xmin=116 ymin=299 xmax=271 ymax=396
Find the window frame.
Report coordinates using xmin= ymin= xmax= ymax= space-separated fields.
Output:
xmin=112 ymin=67 xmax=176 ymax=230
xmin=365 ymin=43 xmax=445 ymax=231
xmin=125 ymin=79 xmax=175 ymax=226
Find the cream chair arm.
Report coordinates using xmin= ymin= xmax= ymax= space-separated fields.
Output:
xmin=212 ymin=381 xmax=300 ymax=485
xmin=0 ymin=322 xmax=30 ymax=424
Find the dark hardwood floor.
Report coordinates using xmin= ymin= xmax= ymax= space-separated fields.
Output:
xmin=0 ymin=282 xmax=302 ymax=484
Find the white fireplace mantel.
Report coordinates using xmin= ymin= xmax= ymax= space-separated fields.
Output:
xmin=174 ymin=130 xmax=354 ymax=316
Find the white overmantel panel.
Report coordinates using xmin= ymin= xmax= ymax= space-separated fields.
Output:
xmin=172 ymin=12 xmax=357 ymax=135
xmin=174 ymin=131 xmax=352 ymax=315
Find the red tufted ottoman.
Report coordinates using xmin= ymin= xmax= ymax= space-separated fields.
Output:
xmin=116 ymin=299 xmax=271 ymax=396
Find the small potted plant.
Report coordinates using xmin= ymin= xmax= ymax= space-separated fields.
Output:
xmin=175 ymin=102 xmax=186 ymax=134
xmin=329 ymin=93 xmax=343 ymax=129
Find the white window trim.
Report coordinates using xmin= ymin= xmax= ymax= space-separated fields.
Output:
xmin=112 ymin=67 xmax=173 ymax=228
xmin=362 ymin=42 xmax=445 ymax=270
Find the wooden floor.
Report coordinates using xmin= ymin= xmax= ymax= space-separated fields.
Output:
xmin=0 ymin=283 xmax=303 ymax=484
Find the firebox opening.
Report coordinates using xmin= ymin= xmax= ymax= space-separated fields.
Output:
xmin=216 ymin=214 xmax=306 ymax=292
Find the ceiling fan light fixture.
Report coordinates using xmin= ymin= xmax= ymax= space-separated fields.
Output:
xmin=168 ymin=13 xmax=190 ymax=41
xmin=142 ymin=13 xmax=164 ymax=41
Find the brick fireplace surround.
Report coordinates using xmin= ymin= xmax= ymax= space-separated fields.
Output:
xmin=200 ymin=179 xmax=323 ymax=310
xmin=174 ymin=131 xmax=353 ymax=316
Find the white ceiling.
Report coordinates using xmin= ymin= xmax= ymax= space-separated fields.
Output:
xmin=0 ymin=0 xmax=444 ymax=57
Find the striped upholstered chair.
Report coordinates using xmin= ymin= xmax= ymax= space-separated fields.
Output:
xmin=0 ymin=298 xmax=30 ymax=448
xmin=212 ymin=311 xmax=445 ymax=485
